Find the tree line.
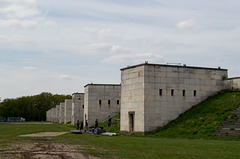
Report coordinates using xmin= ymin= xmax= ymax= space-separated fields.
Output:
xmin=0 ymin=92 xmax=71 ymax=121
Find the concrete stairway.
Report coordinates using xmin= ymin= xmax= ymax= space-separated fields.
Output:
xmin=212 ymin=106 xmax=240 ymax=138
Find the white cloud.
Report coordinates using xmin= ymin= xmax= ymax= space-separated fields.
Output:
xmin=22 ymin=66 xmax=38 ymax=71
xmin=98 ymin=27 xmax=122 ymax=38
xmin=58 ymin=74 xmax=73 ymax=80
xmin=1 ymin=4 xmax=39 ymax=19
xmin=176 ymin=19 xmax=200 ymax=30
xmin=110 ymin=45 xmax=130 ymax=53
xmin=102 ymin=52 xmax=165 ymax=65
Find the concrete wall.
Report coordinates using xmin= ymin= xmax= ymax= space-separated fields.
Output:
xmin=120 ymin=63 xmax=228 ymax=134
xmin=46 ymin=110 xmax=51 ymax=121
xmin=224 ymin=77 xmax=240 ymax=90
xmin=71 ymin=93 xmax=84 ymax=125
xmin=51 ymin=107 xmax=57 ymax=123
xmin=64 ymin=99 xmax=72 ymax=124
xmin=59 ymin=103 xmax=65 ymax=123
xmin=56 ymin=105 xmax=60 ymax=123
xmin=84 ymin=84 xmax=121 ymax=127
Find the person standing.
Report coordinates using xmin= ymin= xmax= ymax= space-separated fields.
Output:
xmin=80 ymin=120 xmax=83 ymax=130
xmin=85 ymin=120 xmax=88 ymax=132
xmin=108 ymin=116 xmax=112 ymax=127
xmin=95 ymin=119 xmax=98 ymax=127
xmin=76 ymin=120 xmax=80 ymax=130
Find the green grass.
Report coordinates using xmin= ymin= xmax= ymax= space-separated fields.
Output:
xmin=1 ymin=92 xmax=240 ymax=158
xmin=98 ymin=113 xmax=120 ymax=133
xmin=1 ymin=122 xmax=240 ymax=158
xmin=152 ymin=92 xmax=240 ymax=139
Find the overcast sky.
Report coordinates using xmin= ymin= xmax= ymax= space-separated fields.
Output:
xmin=0 ymin=0 xmax=240 ymax=100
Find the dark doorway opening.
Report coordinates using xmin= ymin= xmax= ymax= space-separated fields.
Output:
xmin=129 ymin=112 xmax=135 ymax=132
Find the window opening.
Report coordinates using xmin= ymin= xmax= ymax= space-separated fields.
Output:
xmin=159 ymin=89 xmax=162 ymax=96
xmin=171 ymin=89 xmax=174 ymax=96
xmin=194 ymin=90 xmax=197 ymax=97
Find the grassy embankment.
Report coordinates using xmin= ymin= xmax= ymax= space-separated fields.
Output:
xmin=152 ymin=91 xmax=240 ymax=139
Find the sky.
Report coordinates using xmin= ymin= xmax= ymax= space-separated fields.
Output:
xmin=0 ymin=0 xmax=240 ymax=100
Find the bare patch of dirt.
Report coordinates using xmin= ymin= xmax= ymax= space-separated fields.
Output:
xmin=0 ymin=143 xmax=101 ymax=159
xmin=19 ymin=132 xmax=68 ymax=137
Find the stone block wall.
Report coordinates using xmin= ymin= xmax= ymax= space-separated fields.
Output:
xmin=59 ymin=103 xmax=65 ymax=123
xmin=51 ymin=107 xmax=57 ymax=123
xmin=224 ymin=77 xmax=240 ymax=90
xmin=46 ymin=110 xmax=51 ymax=121
xmin=71 ymin=93 xmax=84 ymax=125
xmin=64 ymin=99 xmax=72 ymax=124
xmin=84 ymin=84 xmax=121 ymax=127
xmin=120 ymin=63 xmax=228 ymax=134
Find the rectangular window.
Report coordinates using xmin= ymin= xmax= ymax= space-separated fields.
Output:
xmin=171 ymin=89 xmax=174 ymax=96
xmin=108 ymin=100 xmax=110 ymax=105
xmin=183 ymin=90 xmax=185 ymax=96
xmin=99 ymin=100 xmax=101 ymax=104
xmin=82 ymin=105 xmax=84 ymax=108
xmin=194 ymin=90 xmax=197 ymax=97
xmin=117 ymin=100 xmax=119 ymax=105
xmin=159 ymin=89 xmax=162 ymax=96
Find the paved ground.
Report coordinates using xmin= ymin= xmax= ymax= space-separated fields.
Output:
xmin=19 ymin=132 xmax=68 ymax=137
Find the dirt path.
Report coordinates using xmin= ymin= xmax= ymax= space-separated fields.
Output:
xmin=0 ymin=142 xmax=101 ymax=159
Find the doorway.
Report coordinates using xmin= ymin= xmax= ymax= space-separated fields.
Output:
xmin=129 ymin=112 xmax=135 ymax=132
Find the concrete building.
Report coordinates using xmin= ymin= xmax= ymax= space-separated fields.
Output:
xmin=120 ymin=63 xmax=227 ymax=134
xmin=224 ymin=77 xmax=240 ymax=90
xmin=55 ymin=105 xmax=60 ymax=123
xmin=51 ymin=107 xmax=57 ymax=123
xmin=46 ymin=109 xmax=51 ymax=121
xmin=64 ymin=99 xmax=72 ymax=124
xmin=71 ymin=93 xmax=84 ymax=125
xmin=84 ymin=84 xmax=121 ymax=127
xmin=59 ymin=102 xmax=65 ymax=123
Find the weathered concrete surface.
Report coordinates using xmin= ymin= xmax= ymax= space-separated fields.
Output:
xmin=59 ymin=103 xmax=65 ymax=123
xmin=64 ymin=99 xmax=72 ymax=124
xmin=120 ymin=63 xmax=227 ymax=134
xmin=84 ymin=84 xmax=121 ymax=127
xmin=224 ymin=77 xmax=240 ymax=90
xmin=71 ymin=93 xmax=84 ymax=125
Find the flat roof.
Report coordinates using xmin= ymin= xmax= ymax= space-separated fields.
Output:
xmin=72 ymin=92 xmax=84 ymax=95
xmin=226 ymin=77 xmax=240 ymax=80
xmin=84 ymin=83 xmax=121 ymax=88
xmin=120 ymin=63 xmax=228 ymax=71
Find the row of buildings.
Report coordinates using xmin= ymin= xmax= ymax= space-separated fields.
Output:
xmin=46 ymin=62 xmax=240 ymax=134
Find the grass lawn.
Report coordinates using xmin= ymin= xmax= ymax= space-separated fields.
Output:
xmin=1 ymin=122 xmax=240 ymax=158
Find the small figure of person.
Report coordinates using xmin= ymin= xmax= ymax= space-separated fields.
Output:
xmin=95 ymin=119 xmax=98 ymax=128
xmin=85 ymin=120 xmax=88 ymax=132
xmin=80 ymin=120 xmax=83 ymax=130
xmin=108 ymin=116 xmax=112 ymax=127
xmin=76 ymin=120 xmax=80 ymax=130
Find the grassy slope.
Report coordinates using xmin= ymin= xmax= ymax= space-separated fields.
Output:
xmin=152 ymin=92 xmax=240 ymax=138
xmin=98 ymin=113 xmax=120 ymax=133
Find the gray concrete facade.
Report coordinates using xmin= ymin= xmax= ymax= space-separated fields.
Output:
xmin=59 ymin=102 xmax=65 ymax=123
xmin=56 ymin=105 xmax=60 ymax=123
xmin=224 ymin=77 xmax=240 ymax=90
xmin=51 ymin=107 xmax=57 ymax=123
xmin=120 ymin=63 xmax=228 ymax=134
xmin=64 ymin=99 xmax=72 ymax=124
xmin=84 ymin=84 xmax=121 ymax=127
xmin=71 ymin=93 xmax=84 ymax=125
